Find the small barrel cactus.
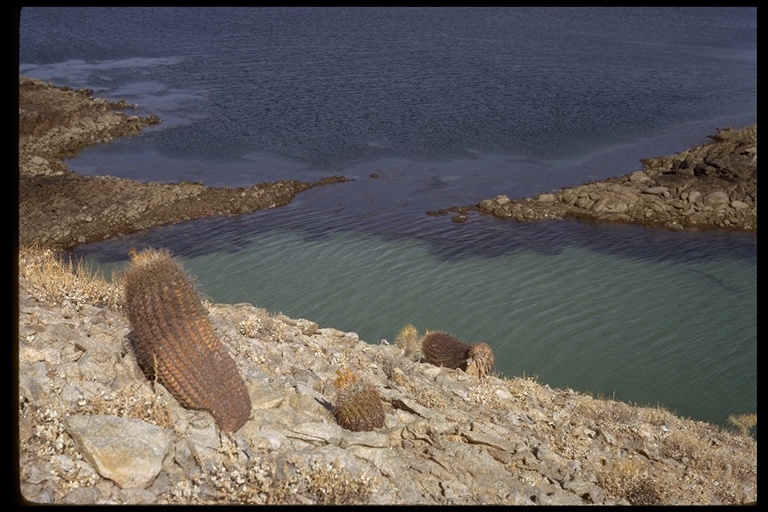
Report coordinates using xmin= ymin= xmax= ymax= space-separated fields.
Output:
xmin=123 ymin=247 xmax=252 ymax=432
xmin=331 ymin=369 xmax=386 ymax=432
xmin=421 ymin=331 xmax=495 ymax=379
xmin=465 ymin=342 xmax=495 ymax=379
xmin=394 ymin=323 xmax=421 ymax=361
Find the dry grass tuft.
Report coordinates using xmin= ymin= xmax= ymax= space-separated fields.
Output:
xmin=504 ymin=373 xmax=542 ymax=395
xmin=662 ymin=430 xmax=708 ymax=464
xmin=19 ymin=405 xmax=95 ymax=502
xmin=634 ymin=403 xmax=675 ymax=426
xmin=577 ymin=398 xmax=638 ymax=425
xmin=72 ymin=382 xmax=175 ymax=429
xmin=238 ymin=308 xmax=287 ymax=343
xmin=170 ymin=454 xmax=376 ymax=504
xmin=727 ymin=413 xmax=757 ymax=437
xmin=597 ymin=457 xmax=663 ymax=505
xmin=660 ymin=426 xmax=757 ymax=504
xmin=18 ymin=244 xmax=124 ymax=310
xmin=373 ymin=349 xmax=416 ymax=382
xmin=259 ymin=458 xmax=376 ymax=505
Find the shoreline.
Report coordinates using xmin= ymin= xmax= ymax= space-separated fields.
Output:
xmin=18 ymin=76 xmax=349 ymax=252
xmin=19 ymin=76 xmax=756 ymax=254
xmin=430 ymin=125 xmax=756 ymax=232
xmin=16 ymin=76 xmax=757 ymax=505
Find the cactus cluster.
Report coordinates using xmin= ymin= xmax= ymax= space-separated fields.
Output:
xmin=421 ymin=330 xmax=495 ymax=379
xmin=331 ymin=369 xmax=386 ymax=432
xmin=123 ymin=248 xmax=252 ymax=432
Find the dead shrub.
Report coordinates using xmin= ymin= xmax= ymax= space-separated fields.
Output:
xmin=597 ymin=457 xmax=662 ymax=505
xmin=238 ymin=308 xmax=287 ymax=343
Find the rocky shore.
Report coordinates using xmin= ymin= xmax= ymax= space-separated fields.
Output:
xmin=16 ymin=77 xmax=757 ymax=505
xmin=16 ymin=267 xmax=758 ymax=505
xmin=431 ymin=126 xmax=756 ymax=232
xmin=17 ymin=76 xmax=349 ymax=251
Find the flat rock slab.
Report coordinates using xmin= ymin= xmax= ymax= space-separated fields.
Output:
xmin=63 ymin=414 xmax=172 ymax=489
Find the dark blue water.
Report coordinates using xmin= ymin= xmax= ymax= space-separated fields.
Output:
xmin=19 ymin=7 xmax=756 ymax=429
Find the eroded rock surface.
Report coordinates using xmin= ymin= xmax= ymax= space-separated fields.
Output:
xmin=17 ymin=284 xmax=758 ymax=505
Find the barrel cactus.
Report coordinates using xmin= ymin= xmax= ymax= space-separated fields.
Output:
xmin=331 ymin=369 xmax=386 ymax=432
xmin=123 ymin=247 xmax=252 ymax=432
xmin=421 ymin=331 xmax=495 ymax=379
xmin=394 ymin=323 xmax=421 ymax=361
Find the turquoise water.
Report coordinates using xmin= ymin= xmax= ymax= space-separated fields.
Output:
xmin=195 ymin=230 xmax=757 ymax=429
xmin=76 ymin=219 xmax=756 ymax=429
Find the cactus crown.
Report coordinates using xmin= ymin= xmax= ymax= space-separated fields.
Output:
xmin=333 ymin=368 xmax=361 ymax=390
xmin=396 ymin=323 xmax=419 ymax=341
xmin=395 ymin=323 xmax=422 ymax=361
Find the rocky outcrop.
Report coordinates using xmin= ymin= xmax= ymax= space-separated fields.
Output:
xmin=17 ymin=276 xmax=758 ymax=505
xmin=431 ymin=125 xmax=757 ymax=232
xmin=18 ymin=76 xmax=162 ymax=178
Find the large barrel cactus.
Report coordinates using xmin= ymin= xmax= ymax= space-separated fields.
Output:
xmin=123 ymin=248 xmax=251 ymax=432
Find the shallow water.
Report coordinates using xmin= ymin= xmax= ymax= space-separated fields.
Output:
xmin=73 ymin=211 xmax=756 ymax=429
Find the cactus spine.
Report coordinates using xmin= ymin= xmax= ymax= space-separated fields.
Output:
xmin=394 ymin=323 xmax=421 ymax=361
xmin=331 ymin=369 xmax=386 ymax=432
xmin=123 ymin=248 xmax=251 ymax=432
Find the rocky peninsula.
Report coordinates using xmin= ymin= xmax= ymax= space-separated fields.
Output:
xmin=430 ymin=125 xmax=756 ymax=231
xmin=16 ymin=77 xmax=757 ymax=505
xmin=17 ymin=76 xmax=349 ymax=252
